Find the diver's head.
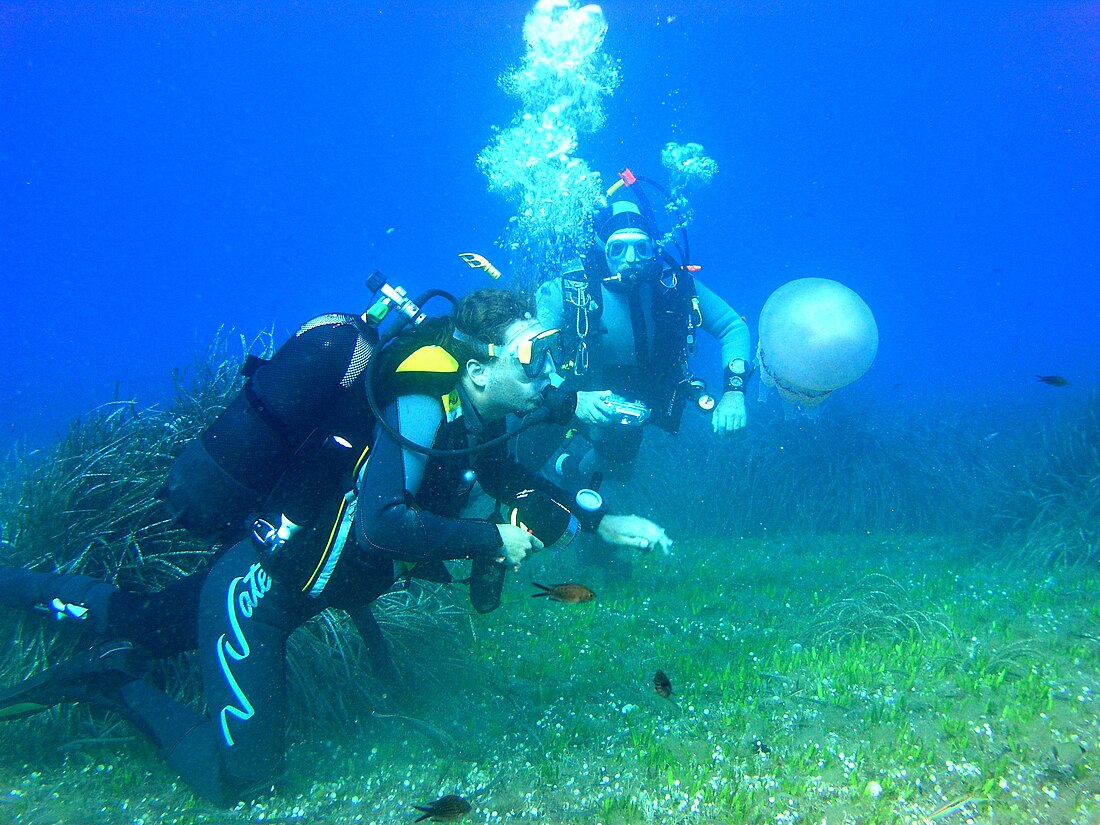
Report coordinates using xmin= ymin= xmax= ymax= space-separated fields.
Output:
xmin=596 ymin=199 xmax=659 ymax=288
xmin=453 ymin=288 xmax=561 ymax=420
xmin=603 ymin=227 xmax=657 ymax=286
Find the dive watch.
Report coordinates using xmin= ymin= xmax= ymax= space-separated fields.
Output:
xmin=723 ymin=358 xmax=753 ymax=394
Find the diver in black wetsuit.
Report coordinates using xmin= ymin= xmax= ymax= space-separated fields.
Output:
xmin=0 ymin=286 xmax=671 ymax=806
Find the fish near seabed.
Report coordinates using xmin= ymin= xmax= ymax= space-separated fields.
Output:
xmin=653 ymin=669 xmax=673 ymax=698
xmin=412 ymin=794 xmax=472 ymax=822
xmin=1037 ymin=374 xmax=1068 ymax=386
xmin=531 ymin=582 xmax=596 ymax=603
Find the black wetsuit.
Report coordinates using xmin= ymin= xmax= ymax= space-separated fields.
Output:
xmin=1 ymin=315 xmax=601 ymax=806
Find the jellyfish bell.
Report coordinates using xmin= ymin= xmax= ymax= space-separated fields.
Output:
xmin=756 ymin=278 xmax=878 ymax=409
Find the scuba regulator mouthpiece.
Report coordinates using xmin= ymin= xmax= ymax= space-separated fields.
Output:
xmin=540 ymin=384 xmax=578 ymax=425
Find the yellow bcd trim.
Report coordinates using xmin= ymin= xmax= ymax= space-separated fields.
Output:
xmin=395 ymin=345 xmax=459 ymax=375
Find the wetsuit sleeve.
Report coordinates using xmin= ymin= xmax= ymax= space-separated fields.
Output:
xmin=354 ymin=394 xmax=503 ymax=562
xmin=695 ymin=278 xmax=751 ymax=367
xmin=473 ymin=427 xmax=608 ymax=532
xmin=535 ymin=280 xmax=566 ymax=331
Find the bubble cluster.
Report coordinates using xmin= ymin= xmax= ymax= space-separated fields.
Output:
xmin=659 ymin=141 xmax=719 ymax=238
xmin=478 ymin=1 xmax=620 ymax=290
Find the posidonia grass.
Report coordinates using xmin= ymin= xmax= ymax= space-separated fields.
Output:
xmin=2 ymin=359 xmax=1099 ymax=822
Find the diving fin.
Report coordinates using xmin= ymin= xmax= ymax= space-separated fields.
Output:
xmin=0 ymin=639 xmax=149 ymax=721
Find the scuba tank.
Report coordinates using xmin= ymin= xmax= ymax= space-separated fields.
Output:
xmin=159 ymin=318 xmax=380 ymax=541
xmin=159 ymin=273 xmax=462 ymax=598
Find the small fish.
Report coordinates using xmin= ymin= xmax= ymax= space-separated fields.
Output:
xmin=531 ymin=582 xmax=596 ymax=603
xmin=413 ymin=794 xmax=472 ymax=822
xmin=1037 ymin=375 xmax=1068 ymax=386
xmin=926 ymin=794 xmax=985 ymax=821
xmin=653 ymin=669 xmax=673 ymax=698
xmin=1047 ymin=741 xmax=1087 ymax=776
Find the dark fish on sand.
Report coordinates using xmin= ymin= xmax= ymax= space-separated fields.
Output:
xmin=413 ymin=794 xmax=472 ymax=822
xmin=653 ymin=669 xmax=673 ymax=698
xmin=531 ymin=582 xmax=596 ymax=603
xmin=1037 ymin=375 xmax=1068 ymax=386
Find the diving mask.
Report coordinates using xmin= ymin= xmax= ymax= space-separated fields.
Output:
xmin=484 ymin=326 xmax=562 ymax=379
xmin=605 ymin=234 xmax=655 ymax=264
xmin=453 ymin=325 xmax=562 ymax=379
xmin=503 ymin=327 xmax=561 ymax=379
xmin=603 ymin=229 xmax=659 ymax=289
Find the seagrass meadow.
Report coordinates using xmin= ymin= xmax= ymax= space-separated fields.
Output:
xmin=0 ymin=351 xmax=1098 ymax=823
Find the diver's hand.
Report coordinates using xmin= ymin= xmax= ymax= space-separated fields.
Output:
xmin=712 ymin=391 xmax=747 ymax=435
xmin=495 ymin=524 xmax=545 ymax=568
xmin=574 ymin=390 xmax=616 ymax=426
xmin=597 ymin=515 xmax=673 ymax=554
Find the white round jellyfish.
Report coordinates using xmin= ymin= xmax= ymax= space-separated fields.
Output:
xmin=756 ymin=278 xmax=878 ymax=409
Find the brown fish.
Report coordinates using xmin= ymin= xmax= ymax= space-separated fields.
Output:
xmin=653 ymin=669 xmax=673 ymax=698
xmin=1037 ymin=375 xmax=1068 ymax=386
xmin=413 ymin=794 xmax=472 ymax=822
xmin=531 ymin=582 xmax=596 ymax=603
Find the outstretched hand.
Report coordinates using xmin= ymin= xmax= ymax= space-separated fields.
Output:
xmin=712 ymin=391 xmax=747 ymax=435
xmin=597 ymin=514 xmax=673 ymax=554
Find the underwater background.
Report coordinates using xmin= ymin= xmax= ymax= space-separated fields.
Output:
xmin=3 ymin=1 xmax=1097 ymax=446
xmin=2 ymin=2 xmax=1100 ymax=823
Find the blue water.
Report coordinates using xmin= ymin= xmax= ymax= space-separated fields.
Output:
xmin=2 ymin=1 xmax=1097 ymax=447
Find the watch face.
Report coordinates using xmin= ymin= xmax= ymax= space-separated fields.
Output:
xmin=730 ymin=358 xmax=748 ymax=375
xmin=729 ymin=376 xmax=744 ymax=389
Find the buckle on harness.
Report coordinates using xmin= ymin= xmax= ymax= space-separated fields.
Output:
xmin=574 ymin=342 xmax=589 ymax=376
xmin=35 ymin=598 xmax=89 ymax=622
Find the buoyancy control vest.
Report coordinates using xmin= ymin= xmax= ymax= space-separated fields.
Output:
xmin=560 ymin=252 xmax=701 ymax=433
xmin=160 ymin=313 xmax=461 ymax=595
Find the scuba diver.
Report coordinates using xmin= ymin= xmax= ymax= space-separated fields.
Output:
xmin=0 ymin=283 xmax=671 ymax=807
xmin=532 ymin=172 xmax=751 ymax=578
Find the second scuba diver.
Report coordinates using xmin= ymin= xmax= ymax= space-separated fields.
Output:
xmin=532 ymin=176 xmax=751 ymax=578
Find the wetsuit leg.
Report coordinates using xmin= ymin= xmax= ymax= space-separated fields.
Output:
xmin=107 ymin=573 xmax=204 ymax=656
xmin=577 ymin=426 xmax=645 ymax=580
xmin=0 ymin=566 xmax=117 ymax=633
xmin=115 ymin=540 xmax=322 ymax=805
xmin=0 ymin=563 xmax=205 ymax=658
xmin=582 ymin=424 xmax=645 ymax=481
xmin=348 ymin=603 xmax=400 ymax=684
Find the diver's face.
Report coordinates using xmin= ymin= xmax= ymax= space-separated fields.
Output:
xmin=604 ymin=228 xmax=657 ymax=282
xmin=481 ymin=319 xmax=556 ymax=418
